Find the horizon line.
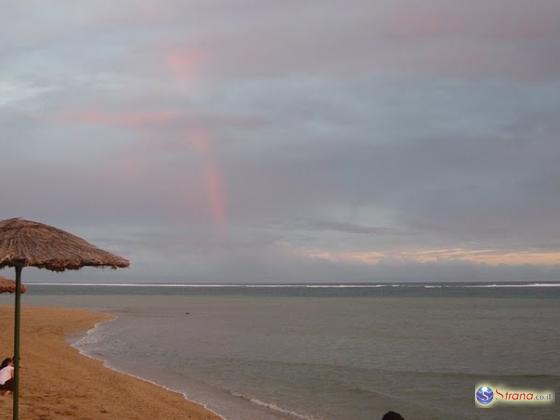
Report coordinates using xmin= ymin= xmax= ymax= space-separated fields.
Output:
xmin=18 ymin=282 xmax=560 ymax=288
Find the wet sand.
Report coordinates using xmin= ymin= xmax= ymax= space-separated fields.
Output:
xmin=0 ymin=306 xmax=220 ymax=420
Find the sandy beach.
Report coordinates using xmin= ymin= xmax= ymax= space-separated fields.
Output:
xmin=0 ymin=306 xmax=220 ymax=420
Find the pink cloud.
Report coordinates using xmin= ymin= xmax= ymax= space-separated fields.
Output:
xmin=301 ymin=247 xmax=560 ymax=267
xmin=57 ymin=109 xmax=182 ymax=128
xmin=54 ymin=107 xmax=266 ymax=132
xmin=385 ymin=1 xmax=560 ymax=40
xmin=165 ymin=46 xmax=202 ymax=82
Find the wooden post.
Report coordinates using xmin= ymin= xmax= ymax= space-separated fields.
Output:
xmin=13 ymin=265 xmax=22 ymax=420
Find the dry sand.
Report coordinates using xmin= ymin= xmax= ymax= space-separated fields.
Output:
xmin=0 ymin=306 xmax=220 ymax=420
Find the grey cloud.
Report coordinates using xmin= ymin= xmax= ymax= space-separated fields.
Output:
xmin=279 ymin=220 xmax=404 ymax=236
xmin=1 ymin=1 xmax=560 ymax=283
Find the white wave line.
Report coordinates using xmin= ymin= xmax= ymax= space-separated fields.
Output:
xmin=25 ymin=282 xmax=560 ymax=288
xmin=26 ymin=283 xmax=389 ymax=288
xmin=462 ymin=283 xmax=560 ymax=288
xmin=72 ymin=318 xmax=227 ymax=420
xmin=231 ymin=392 xmax=314 ymax=419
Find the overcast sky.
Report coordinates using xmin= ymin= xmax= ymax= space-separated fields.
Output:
xmin=1 ymin=0 xmax=560 ymax=283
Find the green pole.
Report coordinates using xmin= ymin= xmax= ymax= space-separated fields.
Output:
xmin=13 ymin=265 xmax=22 ymax=420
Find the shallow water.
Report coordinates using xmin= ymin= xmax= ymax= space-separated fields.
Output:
xmin=3 ymin=283 xmax=559 ymax=420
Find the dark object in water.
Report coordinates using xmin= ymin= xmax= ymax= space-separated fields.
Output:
xmin=185 ymin=312 xmax=190 ymax=315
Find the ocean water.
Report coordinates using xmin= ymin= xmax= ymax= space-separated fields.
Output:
xmin=2 ymin=283 xmax=559 ymax=420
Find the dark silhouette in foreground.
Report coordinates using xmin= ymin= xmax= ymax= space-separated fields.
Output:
xmin=382 ymin=411 xmax=404 ymax=420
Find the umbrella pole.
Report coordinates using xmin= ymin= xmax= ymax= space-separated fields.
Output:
xmin=13 ymin=265 xmax=22 ymax=420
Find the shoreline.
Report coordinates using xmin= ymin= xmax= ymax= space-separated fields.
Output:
xmin=70 ymin=316 xmax=226 ymax=420
xmin=71 ymin=315 xmax=310 ymax=420
xmin=0 ymin=305 xmax=221 ymax=420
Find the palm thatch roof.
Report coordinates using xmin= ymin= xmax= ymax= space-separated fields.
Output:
xmin=0 ymin=218 xmax=129 ymax=272
xmin=0 ymin=276 xmax=26 ymax=294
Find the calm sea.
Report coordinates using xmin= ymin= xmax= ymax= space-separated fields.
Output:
xmin=2 ymin=283 xmax=559 ymax=420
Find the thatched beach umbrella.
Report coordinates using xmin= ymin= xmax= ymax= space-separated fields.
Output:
xmin=0 ymin=218 xmax=129 ymax=420
xmin=0 ymin=277 xmax=27 ymax=294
